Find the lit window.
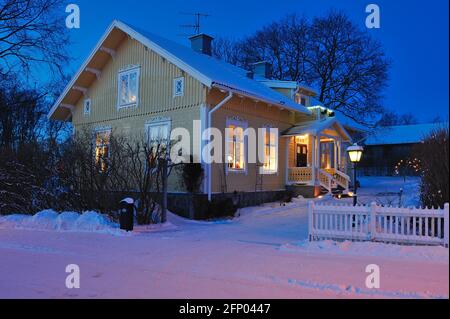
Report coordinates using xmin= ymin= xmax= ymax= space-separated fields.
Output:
xmin=118 ymin=67 xmax=140 ymax=108
xmin=95 ymin=130 xmax=111 ymax=173
xmin=226 ymin=122 xmax=246 ymax=172
xmin=83 ymin=99 xmax=91 ymax=116
xmin=262 ymin=128 xmax=278 ymax=174
xmin=173 ymin=77 xmax=184 ymax=97
xmin=147 ymin=120 xmax=171 ymax=155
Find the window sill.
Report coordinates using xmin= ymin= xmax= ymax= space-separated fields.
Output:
xmin=118 ymin=103 xmax=138 ymax=110
xmin=261 ymin=170 xmax=278 ymax=175
xmin=227 ymin=169 xmax=246 ymax=174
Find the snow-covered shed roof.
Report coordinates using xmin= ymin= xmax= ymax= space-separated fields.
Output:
xmin=48 ymin=20 xmax=310 ymax=120
xmin=364 ymin=122 xmax=448 ymax=146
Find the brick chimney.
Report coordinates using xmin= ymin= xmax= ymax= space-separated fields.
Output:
xmin=189 ymin=34 xmax=214 ymax=56
xmin=252 ymin=61 xmax=272 ymax=79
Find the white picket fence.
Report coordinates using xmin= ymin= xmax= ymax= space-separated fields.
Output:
xmin=308 ymin=202 xmax=449 ymax=247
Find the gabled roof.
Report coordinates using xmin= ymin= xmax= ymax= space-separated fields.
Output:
xmin=364 ymin=122 xmax=448 ymax=146
xmin=48 ymin=20 xmax=310 ymax=120
xmin=282 ymin=117 xmax=352 ymax=142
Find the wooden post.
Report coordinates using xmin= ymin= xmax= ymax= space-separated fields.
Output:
xmin=370 ymin=202 xmax=377 ymax=241
xmin=161 ymin=158 xmax=168 ymax=224
xmin=444 ymin=203 xmax=449 ymax=248
xmin=285 ymin=137 xmax=290 ymax=185
xmin=308 ymin=201 xmax=314 ymax=241
xmin=311 ymin=135 xmax=316 ymax=186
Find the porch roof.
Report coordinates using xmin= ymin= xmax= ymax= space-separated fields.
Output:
xmin=282 ymin=118 xmax=352 ymax=142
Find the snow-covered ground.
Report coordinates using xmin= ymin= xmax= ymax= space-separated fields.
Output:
xmin=319 ymin=176 xmax=421 ymax=207
xmin=0 ymin=177 xmax=448 ymax=299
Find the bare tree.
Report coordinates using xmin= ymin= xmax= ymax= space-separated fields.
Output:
xmin=414 ymin=126 xmax=449 ymax=208
xmin=213 ymin=11 xmax=390 ymax=126
xmin=120 ymin=135 xmax=163 ymax=225
xmin=398 ymin=113 xmax=418 ymax=125
xmin=0 ymin=74 xmax=48 ymax=149
xmin=0 ymin=0 xmax=70 ymax=76
xmin=211 ymin=37 xmax=242 ymax=66
xmin=377 ymin=109 xmax=418 ymax=127
xmin=230 ymin=14 xmax=310 ymax=82
xmin=306 ymin=11 xmax=389 ymax=125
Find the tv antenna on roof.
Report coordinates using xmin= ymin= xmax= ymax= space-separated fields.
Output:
xmin=179 ymin=12 xmax=210 ymax=36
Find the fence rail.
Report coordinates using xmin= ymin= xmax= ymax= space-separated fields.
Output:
xmin=308 ymin=202 xmax=449 ymax=247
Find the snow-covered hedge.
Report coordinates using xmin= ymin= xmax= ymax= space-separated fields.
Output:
xmin=0 ymin=210 xmax=123 ymax=235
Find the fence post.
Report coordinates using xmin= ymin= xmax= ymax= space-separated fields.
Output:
xmin=444 ymin=203 xmax=449 ymax=248
xmin=308 ymin=201 xmax=314 ymax=241
xmin=370 ymin=202 xmax=377 ymax=241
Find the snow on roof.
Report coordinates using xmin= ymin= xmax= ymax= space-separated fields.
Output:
xmin=282 ymin=117 xmax=352 ymax=141
xmin=334 ymin=112 xmax=370 ymax=132
xmin=128 ymin=21 xmax=309 ymax=114
xmin=127 ymin=23 xmax=310 ymax=114
xmin=48 ymin=20 xmax=310 ymax=120
xmin=364 ymin=122 xmax=448 ymax=146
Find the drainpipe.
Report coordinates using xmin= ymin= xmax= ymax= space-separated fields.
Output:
xmin=207 ymin=92 xmax=234 ymax=201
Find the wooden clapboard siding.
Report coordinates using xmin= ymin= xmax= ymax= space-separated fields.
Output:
xmin=70 ymin=36 xmax=206 ymax=192
xmin=72 ymin=36 xmax=205 ymax=131
xmin=206 ymin=89 xmax=296 ymax=193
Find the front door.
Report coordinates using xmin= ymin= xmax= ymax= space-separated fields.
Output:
xmin=296 ymin=144 xmax=308 ymax=167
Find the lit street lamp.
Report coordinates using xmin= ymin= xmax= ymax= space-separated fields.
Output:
xmin=347 ymin=143 xmax=364 ymax=206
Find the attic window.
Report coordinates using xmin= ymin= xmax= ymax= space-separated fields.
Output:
xmin=83 ymin=99 xmax=91 ymax=116
xmin=118 ymin=66 xmax=140 ymax=109
xmin=295 ymin=94 xmax=308 ymax=106
xmin=173 ymin=77 xmax=184 ymax=97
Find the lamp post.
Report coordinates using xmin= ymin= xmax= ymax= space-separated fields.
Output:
xmin=347 ymin=143 xmax=364 ymax=206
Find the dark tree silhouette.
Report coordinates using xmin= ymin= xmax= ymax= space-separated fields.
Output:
xmin=0 ymin=0 xmax=70 ymax=76
xmin=213 ymin=11 xmax=390 ymax=126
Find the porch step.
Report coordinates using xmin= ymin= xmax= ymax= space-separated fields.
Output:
xmin=320 ymin=186 xmax=346 ymax=196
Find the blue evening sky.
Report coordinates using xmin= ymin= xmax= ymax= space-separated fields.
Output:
xmin=64 ymin=0 xmax=449 ymax=122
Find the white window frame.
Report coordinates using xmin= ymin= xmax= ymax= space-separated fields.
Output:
xmin=83 ymin=98 xmax=91 ymax=116
xmin=173 ymin=77 xmax=185 ymax=97
xmin=145 ymin=117 xmax=172 ymax=155
xmin=261 ymin=126 xmax=278 ymax=175
xmin=93 ymin=127 xmax=111 ymax=174
xmin=296 ymin=94 xmax=307 ymax=106
xmin=225 ymin=118 xmax=248 ymax=175
xmin=117 ymin=66 xmax=140 ymax=109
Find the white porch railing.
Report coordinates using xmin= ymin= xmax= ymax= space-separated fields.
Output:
xmin=318 ymin=169 xmax=333 ymax=193
xmin=308 ymin=202 xmax=449 ymax=247
xmin=288 ymin=167 xmax=350 ymax=194
xmin=288 ymin=167 xmax=313 ymax=184
xmin=325 ymin=168 xmax=350 ymax=191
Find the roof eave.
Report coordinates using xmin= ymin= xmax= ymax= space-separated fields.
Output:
xmin=212 ymin=83 xmax=311 ymax=115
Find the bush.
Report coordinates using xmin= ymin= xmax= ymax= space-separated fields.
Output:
xmin=206 ymin=198 xmax=237 ymax=219
xmin=179 ymin=159 xmax=204 ymax=194
xmin=0 ymin=144 xmax=68 ymax=215
xmin=414 ymin=126 xmax=449 ymax=208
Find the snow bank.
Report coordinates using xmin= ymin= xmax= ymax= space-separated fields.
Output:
xmin=281 ymin=240 xmax=449 ymax=262
xmin=0 ymin=210 xmax=124 ymax=236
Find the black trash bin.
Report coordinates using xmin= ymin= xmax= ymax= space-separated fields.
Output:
xmin=119 ymin=198 xmax=135 ymax=232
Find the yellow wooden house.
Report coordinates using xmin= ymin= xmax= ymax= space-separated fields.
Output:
xmin=48 ymin=20 xmax=352 ymax=214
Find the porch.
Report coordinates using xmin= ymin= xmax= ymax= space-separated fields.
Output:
xmin=283 ymin=118 xmax=352 ymax=195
